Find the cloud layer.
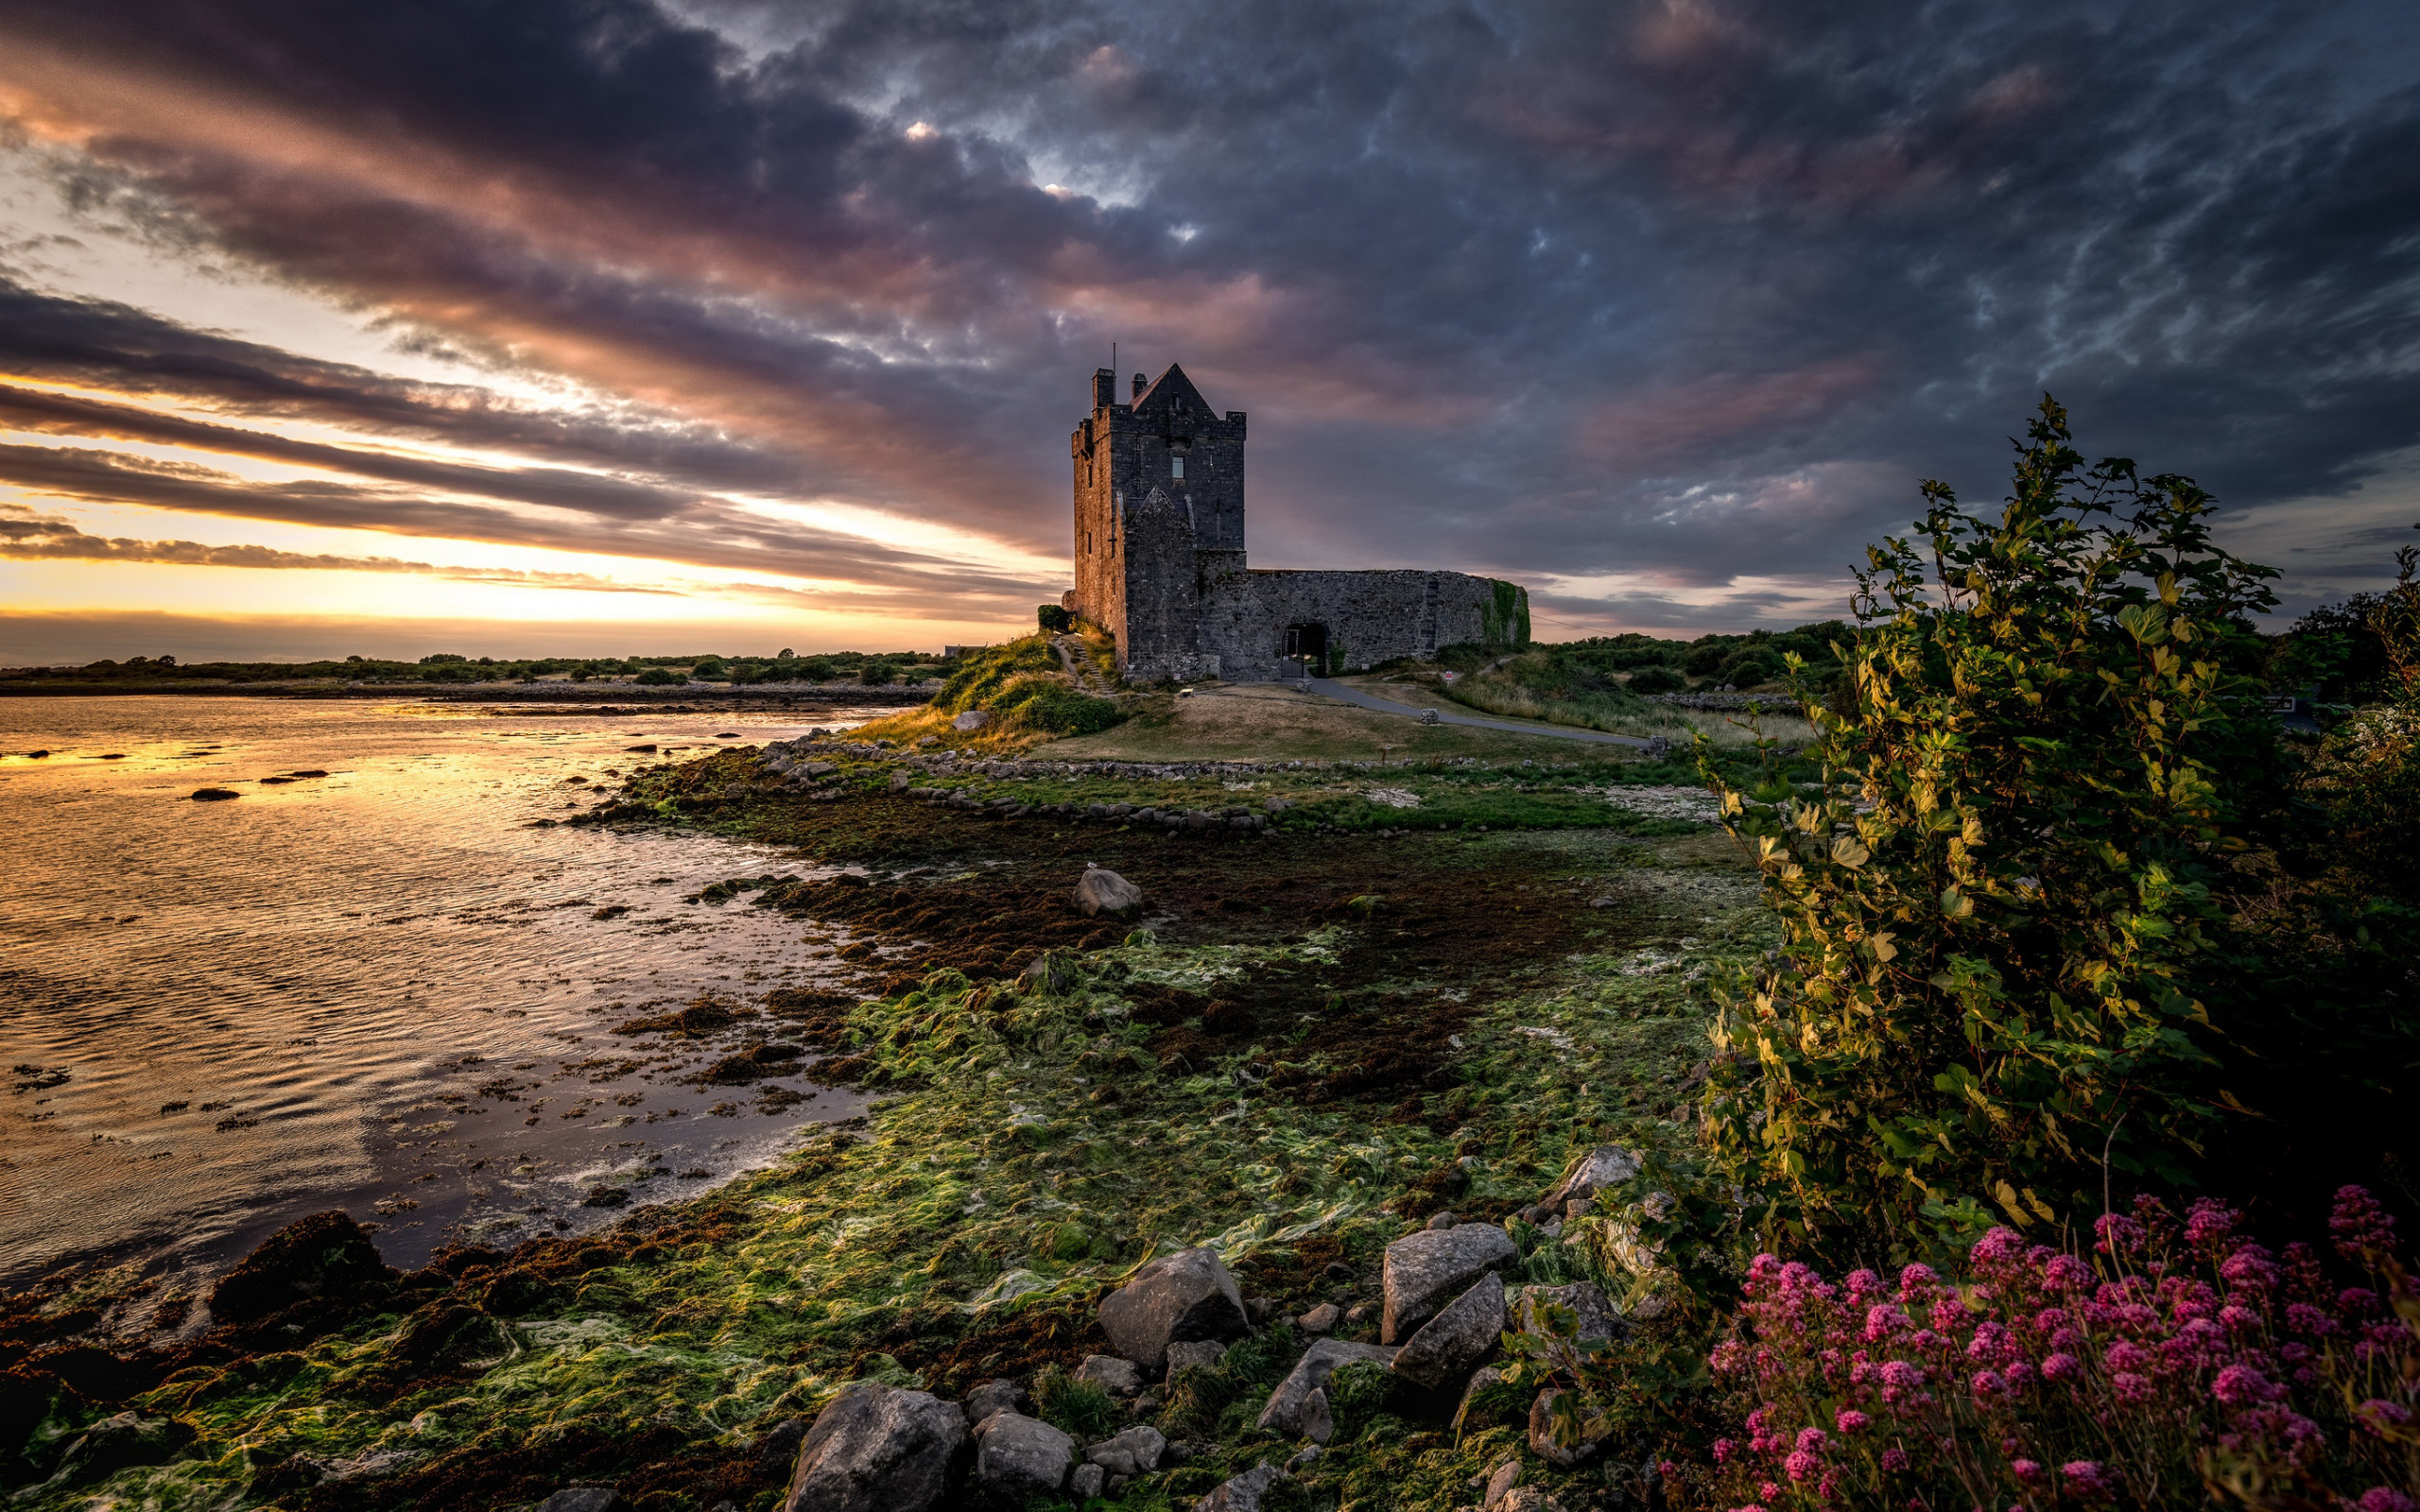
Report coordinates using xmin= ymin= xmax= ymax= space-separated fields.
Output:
xmin=1 ymin=0 xmax=2416 ymax=645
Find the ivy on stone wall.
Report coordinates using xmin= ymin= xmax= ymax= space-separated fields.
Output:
xmin=1482 ymin=579 xmax=1532 ymax=648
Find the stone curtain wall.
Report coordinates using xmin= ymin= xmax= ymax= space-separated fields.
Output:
xmin=1191 ymin=569 xmax=1506 ymax=680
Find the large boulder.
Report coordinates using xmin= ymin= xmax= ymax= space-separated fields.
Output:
xmin=1380 ymin=1224 xmax=1515 ymax=1344
xmin=1514 ymin=1281 xmax=1625 ymax=1346
xmin=951 ymin=710 xmax=992 ymax=731
xmin=1073 ymin=866 xmax=1144 ymax=919
xmin=209 ymin=1211 xmax=397 ymax=1325
xmin=1254 ymin=1338 xmax=1396 ymax=1436
xmin=972 ymin=1410 xmax=1073 ymax=1498
xmin=1199 ymin=1464 xmax=1288 ymax=1511
xmin=1544 ymin=1146 xmax=1638 ymax=1210
xmin=1084 ymin=1424 xmax=1167 ymax=1477
xmin=1098 ymin=1247 xmax=1250 ymax=1376
xmin=1391 ymin=1272 xmax=1505 ymax=1389
xmin=783 ymin=1383 xmax=967 ymax=1512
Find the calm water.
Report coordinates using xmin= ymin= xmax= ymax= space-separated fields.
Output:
xmin=0 ymin=696 xmax=884 ymax=1297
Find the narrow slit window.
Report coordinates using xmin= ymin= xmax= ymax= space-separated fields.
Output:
xmin=1170 ymin=455 xmax=1185 ymax=480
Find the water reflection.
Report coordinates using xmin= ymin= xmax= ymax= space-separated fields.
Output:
xmin=0 ymin=696 xmax=886 ymax=1294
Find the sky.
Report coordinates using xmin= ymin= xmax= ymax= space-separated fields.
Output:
xmin=0 ymin=0 xmax=2415 ymax=664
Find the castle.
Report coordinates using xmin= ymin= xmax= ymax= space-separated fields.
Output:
xmin=1063 ymin=364 xmax=1530 ymax=681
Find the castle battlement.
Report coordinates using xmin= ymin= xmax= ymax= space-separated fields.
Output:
xmin=1063 ymin=365 xmax=1528 ymax=681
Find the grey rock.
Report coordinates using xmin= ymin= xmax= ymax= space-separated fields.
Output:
xmin=1500 ymin=1489 xmax=1563 ymax=1512
xmin=1302 ymin=1386 xmax=1334 ymax=1444
xmin=1131 ymin=1393 xmax=1161 ymax=1417
xmin=1254 ymin=1338 xmax=1397 ymax=1435
xmin=951 ymin=710 xmax=992 ymax=731
xmin=1084 ymin=1424 xmax=1167 ymax=1476
xmin=972 ymin=1410 xmax=1074 ymax=1498
xmin=1075 ymin=1353 xmax=1144 ymax=1398
xmin=538 ymin=1491 xmax=627 ymax=1512
xmin=1543 ymin=1145 xmax=1639 ymax=1209
xmin=962 ymin=1379 xmax=1024 ymax=1423
xmin=1073 ymin=866 xmax=1144 ymax=918
xmin=1453 ymin=1366 xmax=1509 ymax=1432
xmin=1564 ymin=1197 xmax=1595 ymax=1220
xmin=1296 ymin=1301 xmax=1340 ymax=1334
xmin=1483 ymin=1459 xmax=1523 ymax=1510
xmin=1391 ymin=1272 xmax=1506 ymax=1389
xmin=1528 ymin=1388 xmax=1602 ymax=1468
xmin=1515 ymin=1281 xmax=1626 ymax=1346
xmin=1380 ymin=1224 xmax=1516 ymax=1343
xmin=783 ymin=1383 xmax=967 ymax=1512
xmin=1098 ymin=1246 xmax=1250 ymax=1376
xmin=752 ymin=1418 xmax=809 ymax=1480
xmin=1068 ymin=1462 xmax=1106 ymax=1500
xmin=1165 ymin=1338 xmax=1230 ymax=1375
xmin=1199 ymin=1463 xmax=1288 ymax=1512
xmin=1426 ymin=1211 xmax=1458 ymax=1230
xmin=1286 ymin=1444 xmax=1322 ymax=1473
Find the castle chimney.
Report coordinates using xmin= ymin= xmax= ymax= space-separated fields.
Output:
xmin=1132 ymin=371 xmax=1148 ymax=400
xmin=1093 ymin=368 xmax=1116 ymax=408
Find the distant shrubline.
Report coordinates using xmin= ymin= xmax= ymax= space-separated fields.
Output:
xmin=1065 ymin=365 xmax=1529 ymax=681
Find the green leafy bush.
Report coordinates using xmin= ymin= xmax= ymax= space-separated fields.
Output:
xmin=1038 ymin=603 xmax=1073 ymax=633
xmin=633 ymin=667 xmax=682 ymax=686
xmin=1701 ymin=397 xmax=2289 ymax=1251
xmin=1628 ymin=664 xmax=1685 ymax=696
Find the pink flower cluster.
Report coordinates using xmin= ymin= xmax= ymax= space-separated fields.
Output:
xmin=1703 ymin=1188 xmax=2419 ymax=1511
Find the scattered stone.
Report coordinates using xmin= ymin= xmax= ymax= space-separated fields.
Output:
xmin=1069 ymin=1463 xmax=1106 ymax=1500
xmin=1255 ymin=1338 xmax=1396 ymax=1436
xmin=1528 ymin=1388 xmax=1602 ymax=1467
xmin=1380 ymin=1223 xmax=1516 ymax=1343
xmin=1165 ymin=1338 xmax=1230 ymax=1375
xmin=1514 ymin=1281 xmax=1626 ymax=1346
xmin=1245 ymin=1295 xmax=1277 ymax=1323
xmin=783 ymin=1382 xmax=966 ymax=1512
xmin=962 ymin=1380 xmax=1024 ymax=1423
xmin=537 ymin=1489 xmax=627 ymax=1512
xmin=1345 ymin=1303 xmax=1374 ymax=1324
xmin=1098 ymin=1246 xmax=1250 ymax=1376
xmin=1543 ymin=1145 xmax=1639 ymax=1210
xmin=1072 ymin=865 xmax=1144 ymax=919
xmin=1296 ymin=1301 xmax=1340 ymax=1333
xmin=1426 ymin=1211 xmax=1458 ymax=1230
xmin=1084 ymin=1424 xmax=1166 ymax=1476
xmin=951 ymin=710 xmax=992 ymax=730
xmin=1323 ymin=1262 xmax=1355 ymax=1281
xmin=1391 ymin=1272 xmax=1505 ymax=1389
xmin=1286 ymin=1444 xmax=1323 ymax=1474
xmin=1483 ymin=1459 xmax=1523 ymax=1510
xmin=190 ymin=787 xmax=241 ymax=801
xmin=752 ymin=1418 xmax=810 ymax=1480
xmin=1074 ymin=1353 xmax=1144 ymax=1398
xmin=972 ymin=1410 xmax=1073 ymax=1498
xmin=1131 ymin=1391 xmax=1160 ymax=1416
xmin=1302 ymin=1386 xmax=1334 ymax=1444
xmin=209 ymin=1210 xmax=397 ymax=1325
xmin=1453 ymin=1366 xmax=1508 ymax=1430
xmin=1500 ymin=1488 xmax=1564 ymax=1512
xmin=1198 ymin=1463 xmax=1288 ymax=1512
xmin=1564 ymin=1197 xmax=1594 ymax=1220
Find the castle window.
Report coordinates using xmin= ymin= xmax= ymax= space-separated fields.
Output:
xmin=1170 ymin=455 xmax=1185 ymax=480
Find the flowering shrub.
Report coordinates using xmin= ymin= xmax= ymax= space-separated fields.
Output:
xmin=1703 ymin=1188 xmax=2419 ymax=1510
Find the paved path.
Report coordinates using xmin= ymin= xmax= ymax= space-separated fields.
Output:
xmin=1305 ymin=678 xmax=1650 ymax=748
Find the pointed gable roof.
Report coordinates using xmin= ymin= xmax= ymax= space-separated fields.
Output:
xmin=1132 ymin=363 xmax=1212 ymax=415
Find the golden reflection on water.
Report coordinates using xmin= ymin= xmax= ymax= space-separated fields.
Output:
xmin=0 ymin=696 xmax=878 ymax=1293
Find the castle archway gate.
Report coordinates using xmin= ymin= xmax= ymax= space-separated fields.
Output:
xmin=1284 ymin=622 xmax=1329 ymax=676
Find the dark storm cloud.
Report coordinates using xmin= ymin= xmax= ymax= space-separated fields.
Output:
xmin=0 ymin=444 xmax=1043 ymax=610
xmin=0 ymin=0 xmax=2414 ymax=626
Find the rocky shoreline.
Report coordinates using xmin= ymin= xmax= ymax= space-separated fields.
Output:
xmin=3 ymin=734 xmax=1759 ymax=1512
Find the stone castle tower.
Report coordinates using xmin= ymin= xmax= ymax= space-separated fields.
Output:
xmin=1065 ymin=364 xmax=1528 ymax=681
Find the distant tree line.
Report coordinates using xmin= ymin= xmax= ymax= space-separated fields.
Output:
xmin=0 ymin=647 xmax=957 ymax=687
